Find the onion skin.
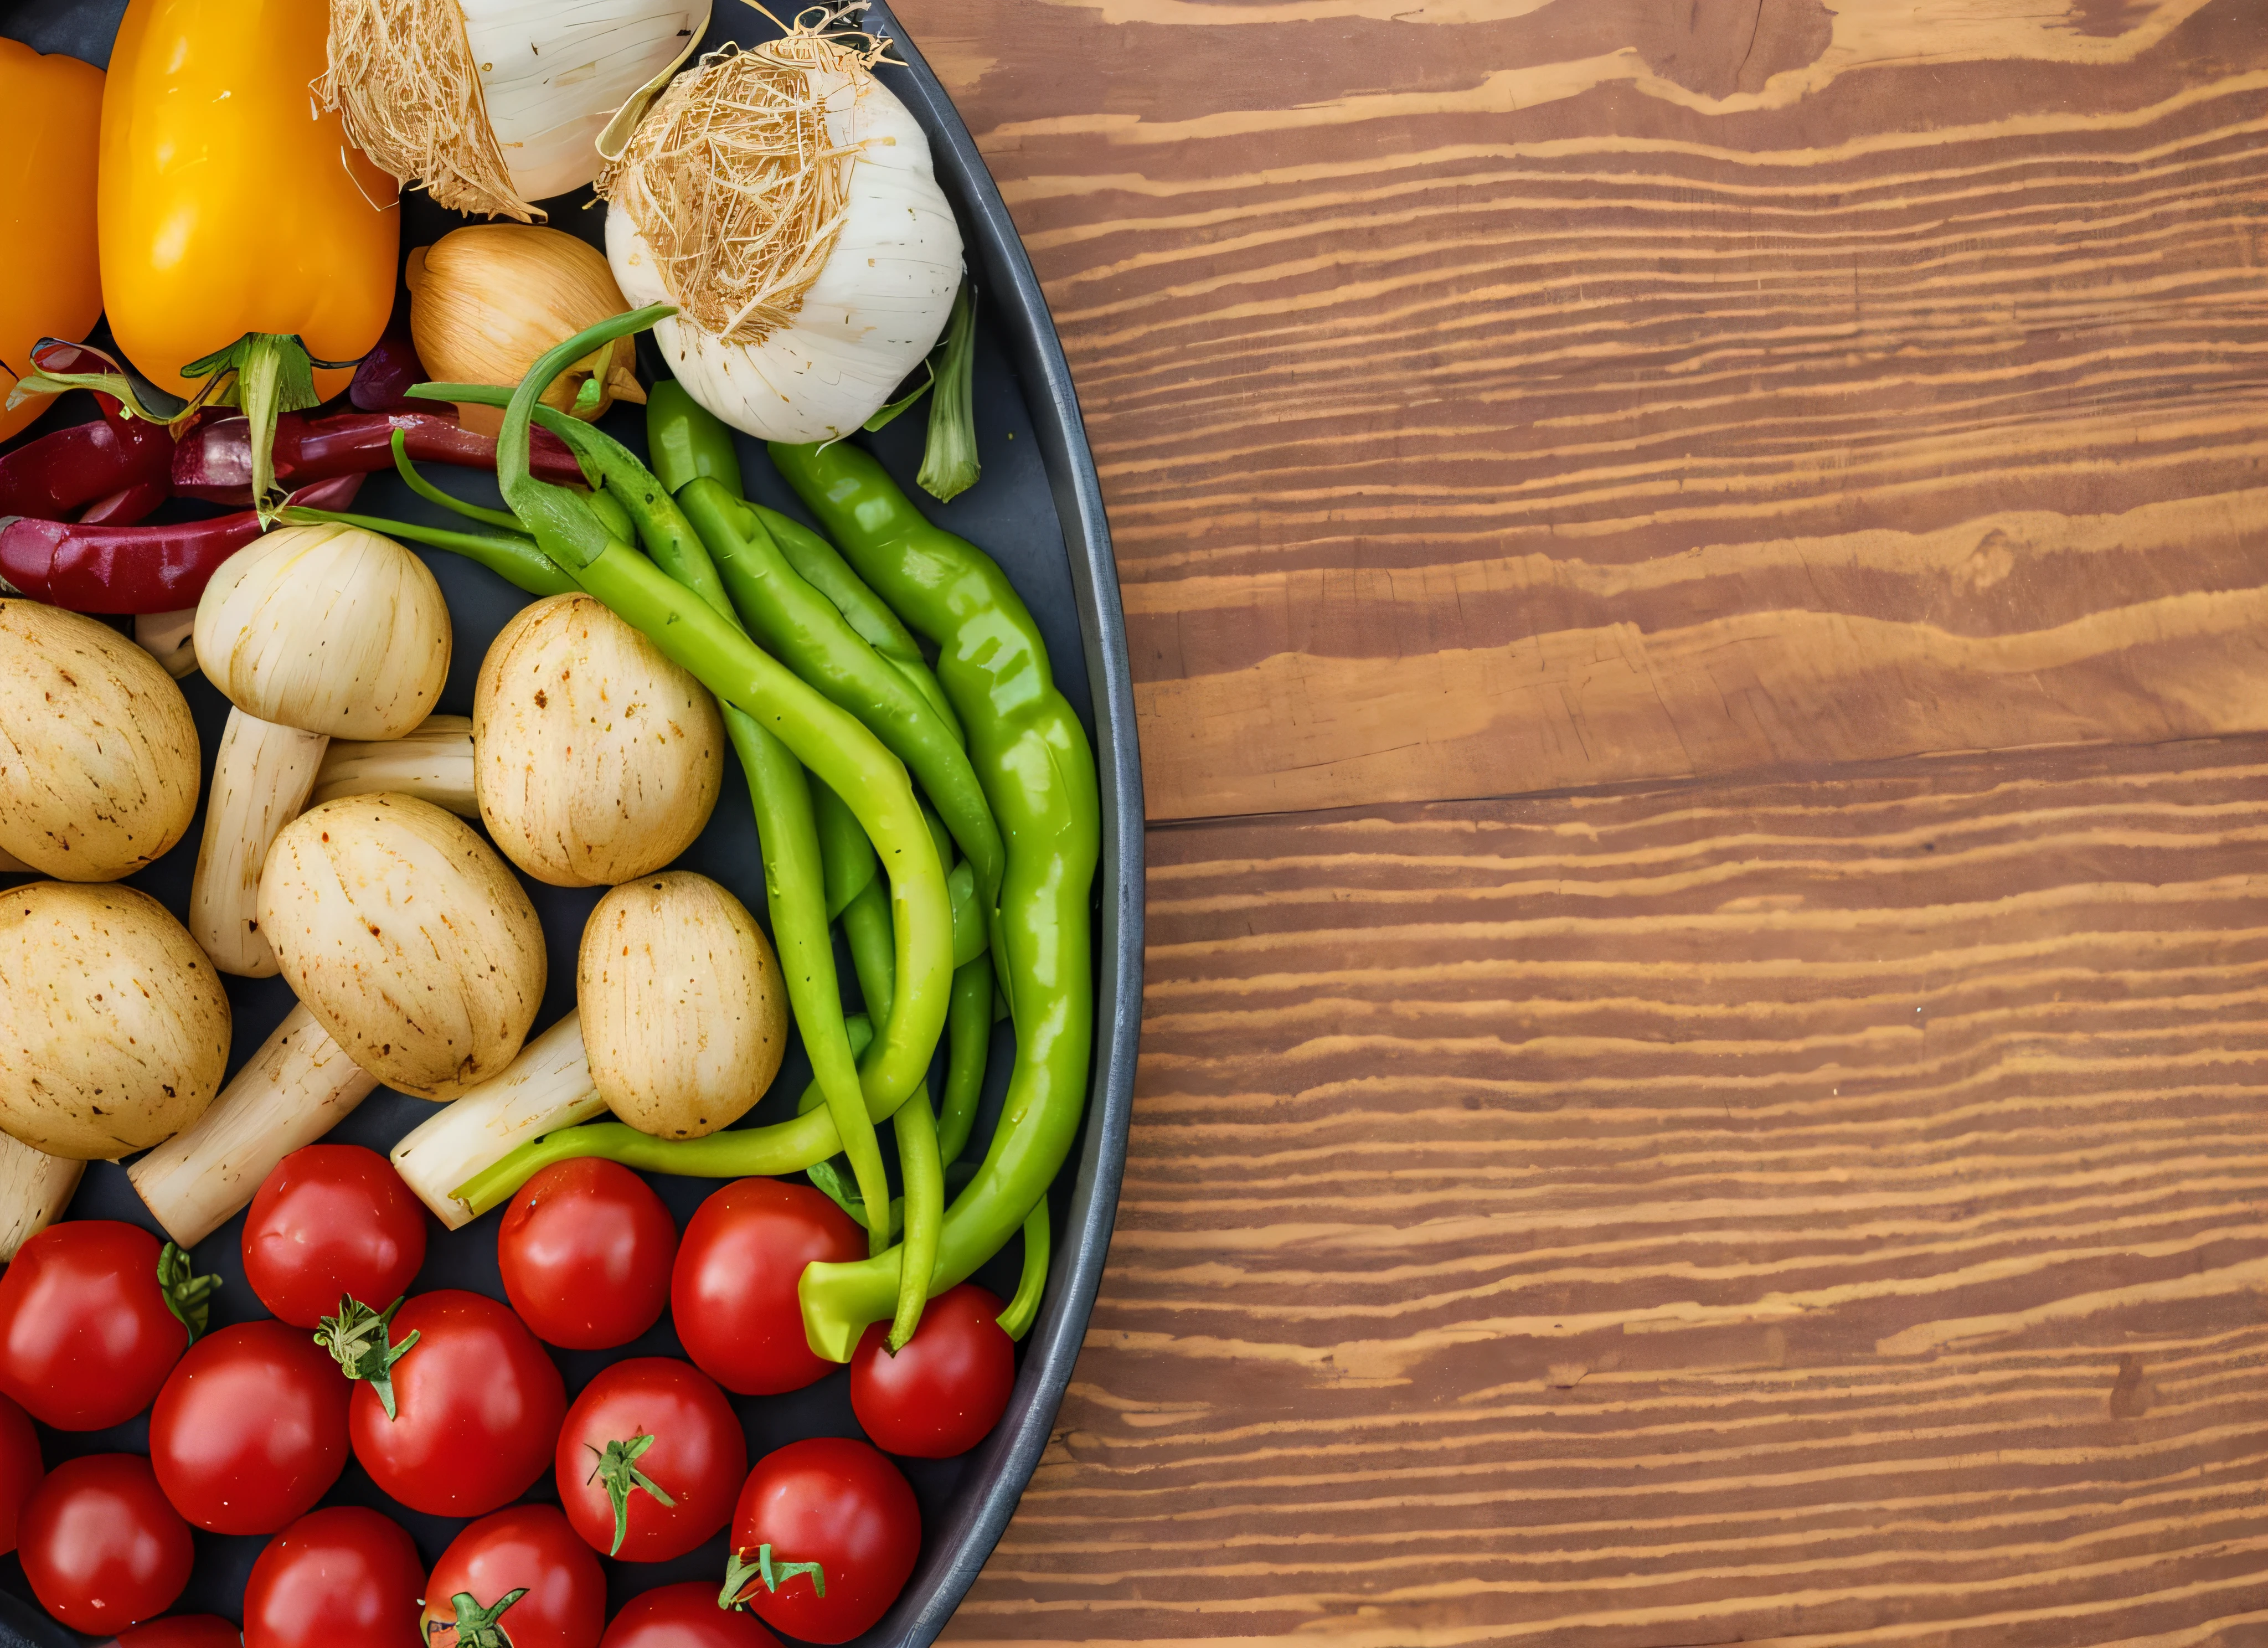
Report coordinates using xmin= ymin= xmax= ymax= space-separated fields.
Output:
xmin=474 ymin=593 xmax=723 ymax=888
xmin=260 ymin=794 xmax=547 ymax=1103
xmin=0 ymin=882 xmax=230 ymax=1160
xmin=0 ymin=600 xmax=199 ymax=882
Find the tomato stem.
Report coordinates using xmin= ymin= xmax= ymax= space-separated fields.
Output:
xmin=156 ymin=1242 xmax=220 ymax=1346
xmin=442 ymin=1587 xmax=528 ymax=1648
xmin=585 ymin=1432 xmax=676 ymax=1556
xmin=719 ymin=1544 xmax=828 ymax=1609
xmin=315 ymin=1295 xmax=420 ymax=1421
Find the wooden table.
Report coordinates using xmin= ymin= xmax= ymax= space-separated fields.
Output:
xmin=891 ymin=0 xmax=2268 ymax=1640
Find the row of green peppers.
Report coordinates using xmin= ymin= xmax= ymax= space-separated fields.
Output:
xmin=286 ymin=305 xmax=1099 ymax=1364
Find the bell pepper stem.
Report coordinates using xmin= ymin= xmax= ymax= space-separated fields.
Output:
xmin=181 ymin=332 xmax=326 ymax=512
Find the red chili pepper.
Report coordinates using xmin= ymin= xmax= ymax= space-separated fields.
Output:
xmin=76 ymin=480 xmax=168 ymax=527
xmin=0 ymin=413 xmax=175 ymax=520
xmin=349 ymin=319 xmax=425 ymax=413
xmin=0 ymin=473 xmax=365 ymax=614
xmin=173 ymin=410 xmax=584 ymax=503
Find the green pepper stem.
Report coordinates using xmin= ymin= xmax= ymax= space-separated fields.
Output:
xmin=276 ymin=505 xmax=575 ymax=599
xmin=917 ymin=282 xmax=980 ymax=503
xmin=390 ymin=430 xmax=524 ymax=531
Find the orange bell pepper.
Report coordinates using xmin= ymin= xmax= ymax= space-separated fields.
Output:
xmin=96 ymin=0 xmax=400 ymax=502
xmin=0 ymin=41 xmax=104 ymax=444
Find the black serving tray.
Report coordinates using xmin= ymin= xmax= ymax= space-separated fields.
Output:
xmin=0 ymin=3 xmax=1141 ymax=1643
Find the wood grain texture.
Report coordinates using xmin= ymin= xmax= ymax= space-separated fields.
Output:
xmin=898 ymin=0 xmax=2268 ymax=821
xmin=945 ymin=738 xmax=2268 ymax=1646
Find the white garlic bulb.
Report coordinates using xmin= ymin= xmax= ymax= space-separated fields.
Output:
xmin=603 ymin=35 xmax=963 ymax=442
xmin=323 ymin=0 xmax=710 ymax=220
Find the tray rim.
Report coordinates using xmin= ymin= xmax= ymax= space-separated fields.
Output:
xmin=858 ymin=7 xmax=1146 ymax=1642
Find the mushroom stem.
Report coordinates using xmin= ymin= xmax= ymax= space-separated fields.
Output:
xmin=310 ymin=714 xmax=476 ymax=817
xmin=191 ymin=708 xmax=329 ymax=976
xmin=0 ymin=1132 xmax=84 ymax=1260
xmin=390 ymin=1010 xmax=605 ymax=1229
xmin=133 ymin=609 xmax=199 ymax=679
xmin=127 ymin=1003 xmax=378 ymax=1247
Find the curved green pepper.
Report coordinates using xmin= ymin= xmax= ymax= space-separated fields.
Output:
xmin=676 ymin=478 xmax=1004 ymax=915
xmin=771 ymin=439 xmax=1099 ymax=1362
xmin=646 ymin=380 xmax=744 ymax=500
xmin=463 ymin=312 xmax=954 ymax=1129
xmin=753 ymin=505 xmax=963 ymax=745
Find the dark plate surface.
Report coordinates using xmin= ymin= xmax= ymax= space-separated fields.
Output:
xmin=0 ymin=4 xmax=1142 ymax=1643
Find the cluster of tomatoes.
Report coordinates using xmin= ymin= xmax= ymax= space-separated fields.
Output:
xmin=0 ymin=1147 xmax=1019 ymax=1646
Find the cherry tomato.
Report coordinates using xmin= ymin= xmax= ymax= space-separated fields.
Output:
xmin=499 ymin=1159 xmax=677 ymax=1349
xmin=673 ymin=1180 xmax=862 ymax=1395
xmin=0 ymin=1220 xmax=194 ymax=1429
xmin=243 ymin=1143 xmax=426 ymax=1328
xmin=422 ymin=1503 xmax=606 ymax=1648
xmin=0 ymin=1390 xmax=42 ymax=1553
xmin=602 ymin=1582 xmax=782 ymax=1648
xmin=556 ymin=1357 xmax=745 ymax=1562
xmin=118 ymin=1617 xmax=244 ymax=1648
xmin=849 ymin=1283 xmax=1015 ymax=1458
xmin=150 ymin=1319 xmax=350 ymax=1534
xmin=17 ymin=1454 xmax=192 ymax=1633
xmin=725 ymin=1437 xmax=919 ymax=1645
xmin=243 ymin=1505 xmax=425 ymax=1648
xmin=346 ymin=1288 xmax=565 ymax=1517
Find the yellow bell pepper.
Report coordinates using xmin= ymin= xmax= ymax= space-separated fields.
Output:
xmin=97 ymin=0 xmax=400 ymax=501
xmin=0 ymin=41 xmax=104 ymax=444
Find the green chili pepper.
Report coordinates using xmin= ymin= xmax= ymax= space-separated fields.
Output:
xmin=449 ymin=1017 xmax=876 ymax=1218
xmin=751 ymin=504 xmax=963 ymax=745
xmin=996 ymin=1198 xmax=1049 ymax=1341
xmin=640 ymin=383 xmax=957 ymax=745
xmin=674 ymin=478 xmax=1004 ymax=916
xmin=834 ymin=868 xmax=942 ymax=1352
xmin=645 ymin=380 xmax=744 ymax=500
xmin=811 ymin=781 xmax=878 ymax=923
xmin=937 ymin=951 xmax=992 ymax=1165
xmin=460 ymin=309 xmax=954 ymax=1125
xmin=771 ymin=438 xmax=1099 ymax=1361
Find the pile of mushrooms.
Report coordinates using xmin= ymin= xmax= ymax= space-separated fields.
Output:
xmin=1 ymin=518 xmax=792 ymax=1249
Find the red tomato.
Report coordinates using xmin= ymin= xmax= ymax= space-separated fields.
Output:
xmin=849 ymin=1283 xmax=1014 ymax=1458
xmin=347 ymin=1289 xmax=565 ymax=1517
xmin=499 ymin=1159 xmax=677 ymax=1349
xmin=17 ymin=1454 xmax=192 ymax=1633
xmin=673 ymin=1180 xmax=862 ymax=1395
xmin=422 ymin=1504 xmax=606 ymax=1648
xmin=556 ymin=1357 xmax=746 ymax=1561
xmin=0 ymin=1390 xmax=42 ymax=1553
xmin=118 ymin=1617 xmax=245 ymax=1648
xmin=725 ymin=1437 xmax=919 ymax=1644
xmin=243 ymin=1505 xmax=425 ymax=1648
xmin=602 ymin=1582 xmax=782 ymax=1648
xmin=243 ymin=1143 xmax=427 ymax=1328
xmin=0 ymin=1221 xmax=194 ymax=1429
xmin=150 ymin=1320 xmax=350 ymax=1534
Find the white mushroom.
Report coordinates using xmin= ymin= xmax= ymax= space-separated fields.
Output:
xmin=190 ymin=522 xmax=452 ymax=976
xmin=260 ymin=794 xmax=547 ymax=1101
xmin=128 ymin=1004 xmax=379 ymax=1248
xmin=0 ymin=600 xmax=200 ymax=881
xmin=390 ymin=1011 xmax=606 ymax=1229
xmin=311 ymin=714 xmax=477 ymax=817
